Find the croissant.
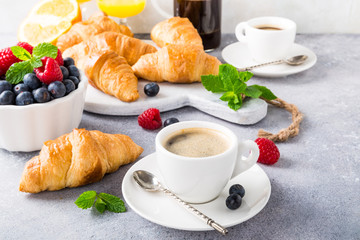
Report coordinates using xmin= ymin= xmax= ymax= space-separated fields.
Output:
xmin=151 ymin=17 xmax=203 ymax=50
xmin=84 ymin=51 xmax=139 ymax=102
xmin=62 ymin=32 xmax=157 ymax=66
xmin=56 ymin=15 xmax=134 ymax=52
xmin=132 ymin=44 xmax=221 ymax=83
xmin=19 ymin=128 xmax=143 ymax=193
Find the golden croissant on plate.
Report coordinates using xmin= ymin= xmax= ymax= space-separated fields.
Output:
xmin=84 ymin=50 xmax=139 ymax=102
xmin=56 ymin=15 xmax=134 ymax=52
xmin=19 ymin=128 xmax=143 ymax=193
xmin=132 ymin=44 xmax=221 ymax=83
xmin=151 ymin=17 xmax=203 ymax=50
xmin=62 ymin=32 xmax=157 ymax=66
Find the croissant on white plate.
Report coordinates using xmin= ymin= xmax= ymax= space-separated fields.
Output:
xmin=132 ymin=44 xmax=221 ymax=83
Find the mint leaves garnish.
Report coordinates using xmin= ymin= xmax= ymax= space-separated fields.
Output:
xmin=5 ymin=42 xmax=58 ymax=84
xmin=10 ymin=46 xmax=32 ymax=61
xmin=32 ymin=42 xmax=58 ymax=59
xmin=201 ymin=64 xmax=277 ymax=111
xmin=6 ymin=61 xmax=33 ymax=85
xmin=75 ymin=191 xmax=126 ymax=214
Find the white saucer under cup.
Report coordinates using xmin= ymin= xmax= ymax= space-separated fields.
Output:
xmin=122 ymin=153 xmax=271 ymax=231
xmin=222 ymin=42 xmax=317 ymax=78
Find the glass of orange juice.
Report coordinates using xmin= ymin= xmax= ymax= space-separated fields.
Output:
xmin=96 ymin=0 xmax=146 ymax=26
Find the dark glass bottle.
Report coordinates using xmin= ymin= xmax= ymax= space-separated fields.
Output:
xmin=174 ymin=0 xmax=222 ymax=51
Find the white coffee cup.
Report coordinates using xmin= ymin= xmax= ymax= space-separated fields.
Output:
xmin=155 ymin=121 xmax=259 ymax=204
xmin=235 ymin=16 xmax=296 ymax=62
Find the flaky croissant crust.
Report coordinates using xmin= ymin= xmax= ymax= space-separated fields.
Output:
xmin=84 ymin=51 xmax=140 ymax=102
xmin=132 ymin=44 xmax=221 ymax=83
xmin=19 ymin=128 xmax=143 ymax=193
xmin=151 ymin=17 xmax=203 ymax=50
xmin=62 ymin=31 xmax=157 ymax=66
xmin=56 ymin=15 xmax=134 ymax=52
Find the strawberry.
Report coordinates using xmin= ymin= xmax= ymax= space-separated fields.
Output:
xmin=34 ymin=57 xmax=63 ymax=84
xmin=255 ymin=138 xmax=280 ymax=165
xmin=0 ymin=42 xmax=33 ymax=76
xmin=55 ymin=49 xmax=64 ymax=66
xmin=0 ymin=47 xmax=21 ymax=76
xmin=138 ymin=108 xmax=162 ymax=130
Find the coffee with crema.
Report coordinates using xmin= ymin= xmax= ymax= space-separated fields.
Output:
xmin=255 ymin=25 xmax=282 ymax=31
xmin=163 ymin=128 xmax=229 ymax=158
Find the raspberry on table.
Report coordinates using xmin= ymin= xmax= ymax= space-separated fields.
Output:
xmin=138 ymin=108 xmax=162 ymax=130
xmin=255 ymin=138 xmax=280 ymax=165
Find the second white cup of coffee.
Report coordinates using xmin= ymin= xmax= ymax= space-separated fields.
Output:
xmin=155 ymin=121 xmax=259 ymax=204
xmin=235 ymin=16 xmax=296 ymax=62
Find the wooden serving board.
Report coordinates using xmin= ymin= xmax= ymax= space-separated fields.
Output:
xmin=84 ymin=81 xmax=268 ymax=125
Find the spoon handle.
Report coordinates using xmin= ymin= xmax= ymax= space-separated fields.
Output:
xmin=238 ymin=59 xmax=284 ymax=71
xmin=162 ymin=188 xmax=228 ymax=235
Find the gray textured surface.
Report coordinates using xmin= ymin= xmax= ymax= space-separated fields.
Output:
xmin=0 ymin=34 xmax=359 ymax=240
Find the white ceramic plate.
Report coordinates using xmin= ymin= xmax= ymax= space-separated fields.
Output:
xmin=222 ymin=42 xmax=317 ymax=78
xmin=122 ymin=153 xmax=271 ymax=231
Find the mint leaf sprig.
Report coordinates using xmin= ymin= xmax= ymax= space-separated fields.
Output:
xmin=5 ymin=43 xmax=58 ymax=84
xmin=201 ymin=64 xmax=277 ymax=111
xmin=75 ymin=191 xmax=126 ymax=214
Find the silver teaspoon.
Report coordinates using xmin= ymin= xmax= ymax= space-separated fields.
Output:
xmin=133 ymin=170 xmax=228 ymax=235
xmin=238 ymin=55 xmax=308 ymax=71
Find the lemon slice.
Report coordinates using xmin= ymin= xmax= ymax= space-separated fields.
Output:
xmin=18 ymin=0 xmax=81 ymax=46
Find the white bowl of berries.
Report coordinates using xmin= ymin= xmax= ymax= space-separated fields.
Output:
xmin=0 ymin=42 xmax=87 ymax=152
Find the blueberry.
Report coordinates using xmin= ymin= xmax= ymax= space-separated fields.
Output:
xmin=33 ymin=87 xmax=51 ymax=103
xmin=226 ymin=193 xmax=242 ymax=210
xmin=144 ymin=82 xmax=160 ymax=97
xmin=63 ymin=57 xmax=75 ymax=67
xmin=23 ymin=73 xmax=41 ymax=90
xmin=15 ymin=91 xmax=34 ymax=105
xmin=48 ymin=81 xmax=66 ymax=98
xmin=0 ymin=80 xmax=12 ymax=94
xmin=0 ymin=90 xmax=15 ymax=105
xmin=60 ymin=66 xmax=69 ymax=79
xmin=13 ymin=83 xmax=30 ymax=96
xmin=67 ymin=65 xmax=80 ymax=77
xmin=63 ymin=79 xmax=75 ymax=94
xmin=32 ymin=86 xmax=47 ymax=95
xmin=68 ymin=76 xmax=80 ymax=86
xmin=229 ymin=184 xmax=245 ymax=198
xmin=164 ymin=118 xmax=179 ymax=127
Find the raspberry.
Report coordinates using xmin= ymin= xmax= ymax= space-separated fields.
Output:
xmin=17 ymin=42 xmax=33 ymax=54
xmin=138 ymin=108 xmax=162 ymax=130
xmin=34 ymin=57 xmax=63 ymax=84
xmin=255 ymin=138 xmax=280 ymax=165
xmin=54 ymin=49 xmax=64 ymax=66
xmin=0 ymin=47 xmax=21 ymax=76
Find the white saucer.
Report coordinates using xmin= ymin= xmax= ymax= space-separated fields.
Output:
xmin=222 ymin=42 xmax=317 ymax=78
xmin=122 ymin=153 xmax=271 ymax=231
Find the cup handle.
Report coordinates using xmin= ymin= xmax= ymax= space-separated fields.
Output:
xmin=231 ymin=140 xmax=259 ymax=178
xmin=235 ymin=22 xmax=248 ymax=43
